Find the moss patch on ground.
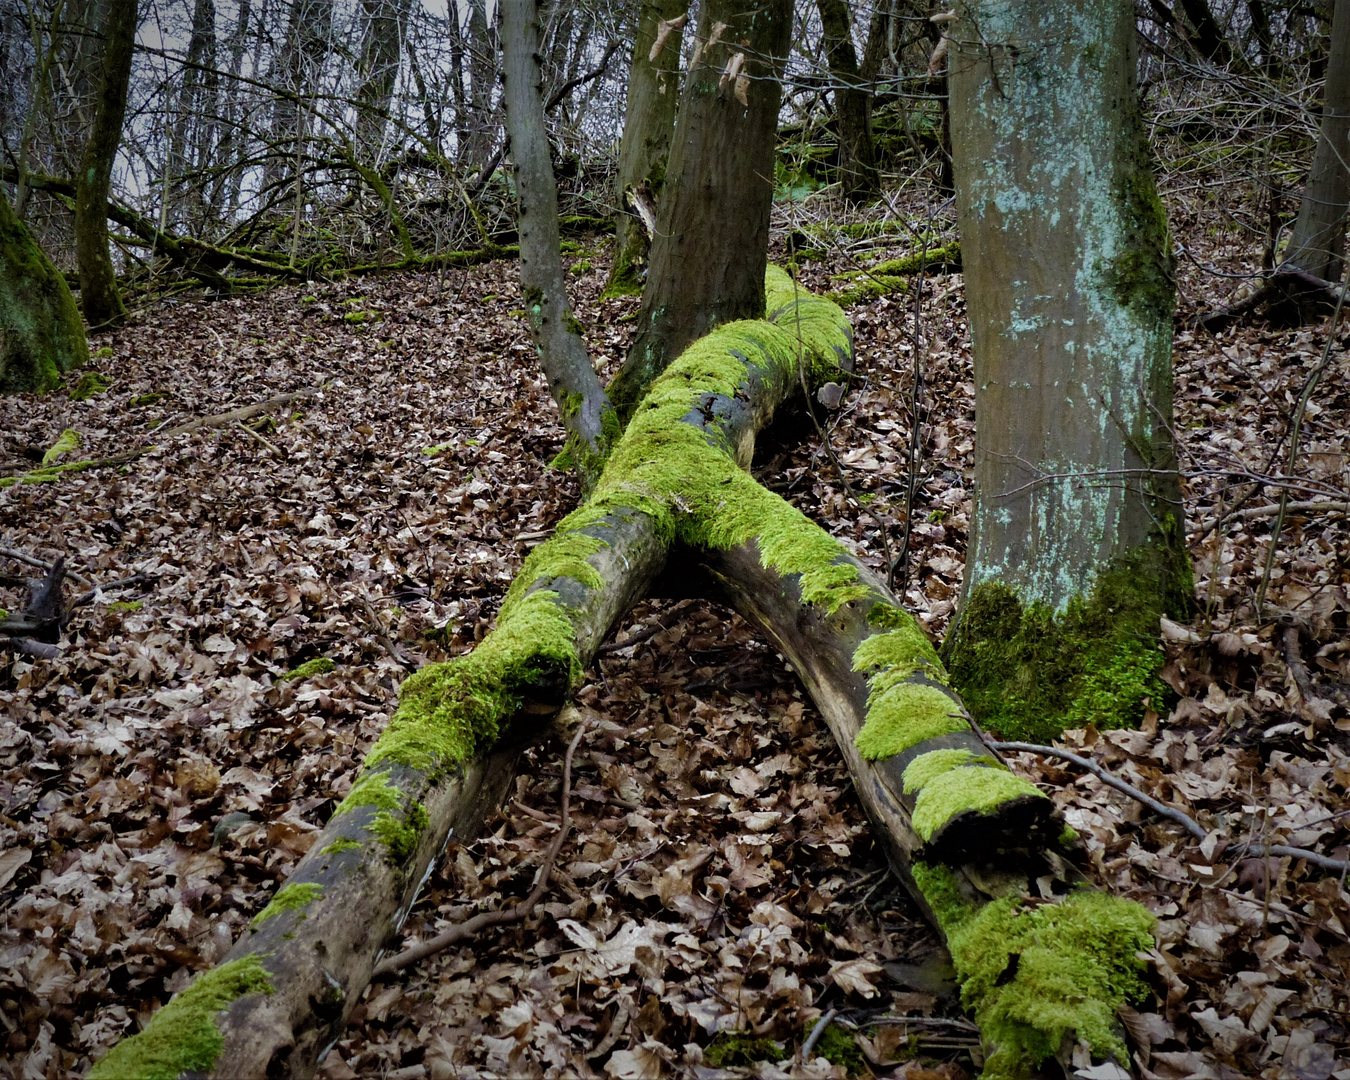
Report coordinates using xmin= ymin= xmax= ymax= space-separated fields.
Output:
xmin=280 ymin=657 xmax=335 ymax=681
xmin=945 ymin=550 xmax=1177 ymax=742
xmin=912 ymin=864 xmax=1154 ymax=1080
xmin=808 ymin=1021 xmax=866 ymax=1072
xmin=87 ymin=954 xmax=273 ymax=1080
xmin=704 ymin=1031 xmax=785 ymax=1068
xmin=71 ymin=371 xmax=111 ymax=400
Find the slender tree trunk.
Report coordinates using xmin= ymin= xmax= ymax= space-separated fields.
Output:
xmin=263 ymin=0 xmax=335 ymax=204
xmin=1284 ymin=0 xmax=1350 ymax=284
xmin=460 ymin=0 xmax=499 ymax=170
xmin=817 ymin=0 xmax=880 ymax=203
xmin=73 ymin=0 xmax=135 ymax=328
xmin=354 ymin=0 xmax=411 ymax=165
xmin=0 ymin=187 xmax=89 ymax=394
xmin=944 ymin=0 xmax=1191 ymax=744
xmin=610 ymin=0 xmax=793 ymax=418
xmin=501 ymin=0 xmax=616 ymax=484
xmin=606 ymin=0 xmax=688 ymax=298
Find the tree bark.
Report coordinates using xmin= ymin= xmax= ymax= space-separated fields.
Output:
xmin=73 ymin=0 xmax=135 ymax=329
xmin=609 ymin=0 xmax=793 ymax=418
xmin=459 ymin=0 xmax=499 ymax=170
xmin=944 ymin=0 xmax=1191 ymax=743
xmin=263 ymin=0 xmax=335 ymax=203
xmin=501 ymin=0 xmax=616 ymax=486
xmin=354 ymin=0 xmax=412 ymax=165
xmin=817 ymin=0 xmax=880 ymax=203
xmin=1283 ymin=0 xmax=1350 ymax=284
xmin=0 ymin=186 xmax=89 ymax=393
xmin=605 ymin=0 xmax=688 ymax=298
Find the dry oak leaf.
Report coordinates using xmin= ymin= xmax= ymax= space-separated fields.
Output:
xmin=828 ymin=957 xmax=883 ymax=998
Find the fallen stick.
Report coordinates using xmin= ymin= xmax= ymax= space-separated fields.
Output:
xmin=0 ymin=547 xmax=91 ymax=586
xmin=1194 ymin=499 xmax=1349 ymax=534
xmin=990 ymin=741 xmax=1350 ymax=874
xmin=158 ymin=387 xmax=321 ymax=438
xmin=371 ymin=715 xmax=587 ymax=977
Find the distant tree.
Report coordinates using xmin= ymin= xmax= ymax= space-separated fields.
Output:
xmin=606 ymin=0 xmax=688 ymax=298
xmin=262 ymin=0 xmax=335 ymax=202
xmin=817 ymin=0 xmax=879 ymax=203
xmin=609 ymin=0 xmax=794 ymax=417
xmin=944 ymin=0 xmax=1191 ymax=741
xmin=73 ymin=0 xmax=135 ymax=328
xmin=0 ymin=186 xmax=89 ymax=393
xmin=355 ymin=0 xmax=413 ymax=165
xmin=1282 ymin=0 xmax=1349 ymax=284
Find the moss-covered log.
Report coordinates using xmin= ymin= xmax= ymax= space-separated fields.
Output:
xmin=91 ymin=270 xmax=1155 ymax=1080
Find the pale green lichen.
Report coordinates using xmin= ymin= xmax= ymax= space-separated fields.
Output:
xmin=281 ymin=657 xmax=335 ymax=681
xmin=42 ymin=428 xmax=81 ymax=465
xmin=911 ymin=765 xmax=1046 ymax=842
xmin=250 ymin=882 xmax=323 ymax=928
xmin=86 ymin=954 xmax=274 ymax=1080
xmin=912 ymin=863 xmax=1154 ymax=1080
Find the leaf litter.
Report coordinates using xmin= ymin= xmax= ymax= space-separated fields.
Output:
xmin=0 ymin=201 xmax=1347 ymax=1079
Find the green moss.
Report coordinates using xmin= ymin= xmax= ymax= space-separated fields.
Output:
xmin=371 ymin=800 xmax=428 ymax=863
xmin=945 ymin=549 xmax=1173 ymax=742
xmin=853 ymin=618 xmax=945 ymax=684
xmin=603 ymin=244 xmax=645 ymax=298
xmin=71 ymin=371 xmax=111 ymax=400
xmin=910 ymin=764 xmax=1046 ymax=843
xmin=250 ymin=882 xmax=323 ymax=928
xmin=42 ymin=428 xmax=81 ymax=465
xmin=568 ymin=260 xmax=593 ymax=275
xmin=333 ymin=771 xmax=428 ymax=862
xmin=911 ymin=864 xmax=1155 ymax=1080
xmin=280 ymin=657 xmax=335 ymax=681
xmin=868 ymin=242 xmax=961 ymax=276
xmin=423 ymin=442 xmax=452 ymax=455
xmin=901 ymin=749 xmax=976 ymax=793
xmin=854 ymin=682 xmax=965 ymax=759
xmin=108 ymin=600 xmax=142 ymax=613
xmin=319 ymin=837 xmax=362 ymax=855
xmin=1105 ymin=156 xmax=1174 ymax=323
xmin=130 ymin=392 xmax=166 ymax=407
xmin=705 ymin=1032 xmax=785 ymax=1068
xmin=95 ymin=346 xmax=115 ymax=359
xmin=807 ymin=1022 xmax=865 ymax=1073
xmin=86 ymin=954 xmax=274 ymax=1080
xmin=562 ymin=310 xmax=585 ymax=336
xmin=826 ymin=242 xmax=961 ymax=306
xmin=1058 ymin=824 xmax=1080 ymax=846
xmin=343 ymin=311 xmax=370 ymax=324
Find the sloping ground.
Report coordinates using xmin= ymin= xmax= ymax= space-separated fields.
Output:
xmin=1 ymin=196 xmax=1348 ymax=1080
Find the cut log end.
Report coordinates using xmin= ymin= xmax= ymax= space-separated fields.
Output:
xmin=923 ymin=793 xmax=1062 ymax=865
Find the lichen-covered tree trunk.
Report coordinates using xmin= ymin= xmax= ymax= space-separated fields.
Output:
xmin=817 ymin=0 xmax=880 ymax=204
xmin=944 ymin=0 xmax=1191 ymax=744
xmin=501 ymin=0 xmax=617 ymax=484
xmin=1283 ymin=0 xmax=1349 ymax=284
xmin=0 ymin=187 xmax=89 ymax=393
xmin=605 ymin=0 xmax=688 ymax=298
xmin=90 ymin=272 xmax=1157 ymax=1080
xmin=609 ymin=0 xmax=793 ymax=417
xmin=73 ymin=0 xmax=135 ymax=329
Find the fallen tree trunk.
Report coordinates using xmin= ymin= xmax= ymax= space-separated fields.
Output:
xmin=91 ymin=271 xmax=1155 ymax=1080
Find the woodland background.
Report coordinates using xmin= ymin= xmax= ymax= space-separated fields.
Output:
xmin=1 ymin=1 xmax=1349 ymax=1078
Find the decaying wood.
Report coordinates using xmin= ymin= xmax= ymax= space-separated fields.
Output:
xmin=157 ymin=387 xmax=321 ymax=437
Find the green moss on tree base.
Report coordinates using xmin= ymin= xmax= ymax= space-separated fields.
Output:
xmin=250 ymin=882 xmax=323 ymax=927
xmin=912 ymin=864 xmax=1154 ymax=1080
xmin=86 ymin=954 xmax=274 ymax=1080
xmin=945 ymin=550 xmax=1177 ymax=742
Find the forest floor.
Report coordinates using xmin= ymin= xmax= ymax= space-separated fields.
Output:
xmin=1 ymin=183 xmax=1349 ymax=1080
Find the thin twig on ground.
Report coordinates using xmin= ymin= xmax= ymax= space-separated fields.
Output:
xmin=0 ymin=547 xmax=91 ymax=586
xmin=371 ymin=717 xmax=589 ymax=977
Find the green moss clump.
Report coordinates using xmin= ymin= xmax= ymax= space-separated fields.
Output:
xmin=704 ymin=1031 xmax=785 ymax=1068
xmin=334 ymin=769 xmax=402 ymax=818
xmin=853 ymin=617 xmax=945 ymax=685
xmin=854 ymin=682 xmax=964 ymax=759
xmin=343 ymin=311 xmax=369 ymax=324
xmin=42 ymin=428 xmax=81 ymax=465
xmin=108 ymin=600 xmax=142 ymax=613
xmin=332 ymin=771 xmax=428 ymax=862
xmin=1106 ymin=156 xmax=1174 ymax=323
xmin=910 ymin=765 xmax=1046 ymax=842
xmin=869 ymin=242 xmax=961 ymax=276
xmin=280 ymin=657 xmax=335 ymax=681
xmin=827 ymin=242 xmax=961 ymax=306
xmin=901 ymin=748 xmax=976 ymax=793
xmin=945 ymin=555 xmax=1172 ymax=742
xmin=250 ymin=882 xmax=323 ymax=928
xmin=86 ymin=954 xmax=274 ymax=1080
xmin=808 ymin=1022 xmax=865 ymax=1073
xmin=319 ymin=837 xmax=362 ymax=855
xmin=562 ymin=310 xmax=585 ymax=337
xmin=423 ymin=442 xmax=452 ymax=455
xmin=95 ymin=346 xmax=115 ymax=359
xmin=568 ymin=259 xmax=593 ymax=275
xmin=71 ymin=371 xmax=111 ymax=400
xmin=602 ymin=244 xmax=645 ymax=298
xmin=130 ymin=392 xmax=166 ymax=407
xmin=371 ymin=800 xmax=428 ymax=863
xmin=912 ymin=864 xmax=1155 ymax=1080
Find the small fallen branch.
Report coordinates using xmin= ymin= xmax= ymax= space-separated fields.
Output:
xmin=370 ymin=716 xmax=587 ymax=977
xmin=159 ymin=387 xmax=321 ymax=438
xmin=0 ymin=547 xmax=91 ymax=586
xmin=990 ymin=740 xmax=1350 ymax=874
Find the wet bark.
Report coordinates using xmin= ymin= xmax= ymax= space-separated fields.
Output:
xmin=606 ymin=0 xmax=688 ymax=298
xmin=609 ymin=0 xmax=793 ymax=417
xmin=73 ymin=0 xmax=135 ymax=329
xmin=0 ymin=187 xmax=89 ymax=393
xmin=817 ymin=0 xmax=880 ymax=203
xmin=1284 ymin=0 xmax=1350 ymax=285
xmin=501 ymin=0 xmax=615 ymax=483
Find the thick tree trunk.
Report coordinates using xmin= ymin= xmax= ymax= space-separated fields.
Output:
xmin=944 ymin=0 xmax=1191 ymax=744
xmin=89 ymin=273 xmax=1155 ymax=1080
xmin=609 ymin=0 xmax=793 ymax=418
xmin=0 ymin=187 xmax=89 ymax=393
xmin=817 ymin=0 xmax=880 ymax=203
xmin=605 ymin=0 xmax=688 ymax=298
xmin=73 ymin=0 xmax=135 ymax=329
xmin=501 ymin=0 xmax=616 ymax=485
xmin=1284 ymin=0 xmax=1350 ymax=284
